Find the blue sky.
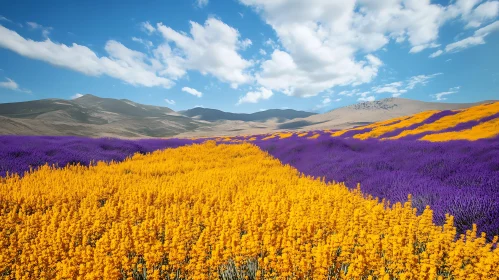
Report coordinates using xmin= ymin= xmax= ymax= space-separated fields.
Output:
xmin=0 ymin=0 xmax=498 ymax=113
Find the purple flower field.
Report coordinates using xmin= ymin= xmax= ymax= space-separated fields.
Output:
xmin=252 ymin=134 xmax=499 ymax=238
xmin=1 ymin=134 xmax=498 ymax=238
xmin=0 ymin=136 xmax=200 ymax=177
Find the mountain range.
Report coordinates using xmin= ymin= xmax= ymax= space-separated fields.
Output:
xmin=0 ymin=94 xmax=491 ymax=138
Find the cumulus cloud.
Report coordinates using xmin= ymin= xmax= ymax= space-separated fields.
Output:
xmin=238 ymin=0 xmax=458 ymax=97
xmin=431 ymin=86 xmax=460 ymax=101
xmin=259 ymin=49 xmax=267 ymax=55
xmin=157 ymin=18 xmax=253 ymax=88
xmin=70 ymin=93 xmax=84 ymax=99
xmin=182 ymin=86 xmax=203 ymax=97
xmin=0 ymin=26 xmax=174 ymax=88
xmin=26 ymin=21 xmax=52 ymax=38
xmin=164 ymin=98 xmax=176 ymax=105
xmin=0 ymin=77 xmax=31 ymax=93
xmin=237 ymin=0 xmax=499 ymax=97
xmin=237 ymin=87 xmax=273 ymax=104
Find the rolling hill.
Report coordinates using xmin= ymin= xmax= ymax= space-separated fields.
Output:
xmin=179 ymin=107 xmax=316 ymax=122
xmin=277 ymin=97 xmax=490 ymax=130
xmin=0 ymin=95 xmax=494 ymax=137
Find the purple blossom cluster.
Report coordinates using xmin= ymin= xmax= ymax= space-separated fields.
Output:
xmin=252 ymin=134 xmax=499 ymax=238
xmin=0 ymin=136 xmax=199 ymax=177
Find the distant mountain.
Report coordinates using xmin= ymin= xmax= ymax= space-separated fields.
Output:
xmin=278 ymin=97 xmax=491 ymax=130
xmin=0 ymin=95 xmax=494 ymax=138
xmin=72 ymin=94 xmax=175 ymax=118
xmin=0 ymin=94 xmax=207 ymax=137
xmin=179 ymin=107 xmax=316 ymax=122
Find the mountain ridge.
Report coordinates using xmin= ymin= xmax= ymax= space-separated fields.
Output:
xmin=0 ymin=94 xmax=495 ymax=138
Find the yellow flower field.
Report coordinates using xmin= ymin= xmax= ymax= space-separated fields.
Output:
xmin=1 ymin=141 xmax=498 ymax=279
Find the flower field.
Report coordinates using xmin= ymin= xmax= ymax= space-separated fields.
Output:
xmin=1 ymin=142 xmax=499 ymax=279
xmin=1 ymin=102 xmax=499 ymax=279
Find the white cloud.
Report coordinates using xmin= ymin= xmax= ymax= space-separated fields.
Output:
xmin=338 ymin=89 xmax=359 ymax=97
xmin=445 ymin=35 xmax=486 ymax=52
xmin=475 ymin=20 xmax=499 ymax=36
xmin=239 ymin=0 xmax=454 ymax=97
xmin=373 ymin=83 xmax=408 ymax=95
xmin=152 ymin=44 xmax=187 ymax=80
xmin=457 ymin=1 xmax=499 ymax=29
xmin=431 ymin=86 xmax=460 ymax=101
xmin=264 ymin=38 xmax=279 ymax=49
xmin=182 ymin=86 xmax=203 ymax=97
xmin=259 ymin=49 xmax=267 ymax=55
xmin=429 ymin=49 xmax=443 ymax=58
xmin=409 ymin=43 xmax=440 ymax=53
xmin=0 ymin=77 xmax=31 ymax=93
xmin=442 ymin=20 xmax=499 ymax=54
xmin=70 ymin=93 xmax=84 ymax=99
xmin=141 ymin=21 xmax=156 ymax=34
xmin=237 ymin=0 xmax=499 ymax=98
xmin=358 ymin=96 xmax=375 ymax=102
xmin=406 ymin=73 xmax=442 ymax=90
xmin=237 ymin=87 xmax=273 ymax=104
xmin=315 ymin=96 xmax=342 ymax=109
xmin=239 ymin=12 xmax=244 ymax=18
xmin=0 ymin=78 xmax=18 ymax=90
xmin=196 ymin=0 xmax=209 ymax=8
xmin=0 ymin=16 xmax=12 ymax=22
xmin=239 ymin=38 xmax=252 ymax=50
xmin=0 ymin=25 xmax=174 ymax=88
xmin=132 ymin=37 xmax=153 ymax=49
xmin=369 ymin=73 xmax=441 ymax=98
xmin=469 ymin=1 xmax=499 ymax=26
xmin=26 ymin=21 xmax=52 ymax=38
xmin=157 ymin=18 xmax=253 ymax=88
xmin=164 ymin=98 xmax=176 ymax=105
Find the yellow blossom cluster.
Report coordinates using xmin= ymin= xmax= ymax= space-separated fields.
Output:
xmin=353 ymin=110 xmax=441 ymax=140
xmin=386 ymin=102 xmax=499 ymax=140
xmin=331 ymin=116 xmax=410 ymax=137
xmin=421 ymin=117 xmax=499 ymax=142
xmin=1 ymin=142 xmax=498 ymax=279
